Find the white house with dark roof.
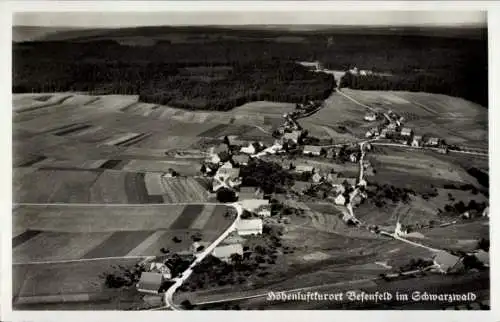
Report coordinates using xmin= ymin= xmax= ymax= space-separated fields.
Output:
xmin=364 ymin=112 xmax=377 ymax=122
xmin=236 ymin=218 xmax=263 ymax=236
xmin=282 ymin=130 xmax=302 ymax=144
xmin=427 ymin=137 xmax=440 ymax=147
xmin=411 ymin=135 xmax=423 ymax=147
xmin=303 ymin=145 xmax=323 ymax=156
xmin=401 ymin=128 xmax=413 ymax=137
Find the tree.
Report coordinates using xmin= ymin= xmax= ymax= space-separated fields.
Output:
xmin=216 ymin=188 xmax=237 ymax=203
xmin=478 ymin=238 xmax=490 ymax=252
xmin=180 ymin=300 xmax=194 ymax=310
xmin=230 ymin=253 xmax=243 ymax=264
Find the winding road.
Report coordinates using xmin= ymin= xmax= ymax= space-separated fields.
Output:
xmin=163 ymin=202 xmax=244 ymax=310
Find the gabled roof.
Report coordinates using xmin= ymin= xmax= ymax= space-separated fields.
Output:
xmin=303 ymin=145 xmax=323 ymax=153
xmin=433 ymin=251 xmax=461 ymax=271
xmin=283 ymin=131 xmax=301 ymax=141
xmin=137 ymin=272 xmax=163 ymax=292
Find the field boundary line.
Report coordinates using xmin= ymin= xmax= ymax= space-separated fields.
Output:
xmin=13 ymin=255 xmax=154 ymax=265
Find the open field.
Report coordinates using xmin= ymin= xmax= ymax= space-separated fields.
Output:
xmin=13 ymin=204 xmax=234 ymax=263
xmin=13 ymin=258 xmax=142 ymax=309
xmin=341 ymin=89 xmax=488 ymax=148
xmin=299 ymin=91 xmax=382 ymax=141
xmin=368 ymin=147 xmax=483 ymax=192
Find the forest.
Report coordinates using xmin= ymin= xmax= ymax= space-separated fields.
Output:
xmin=13 ymin=28 xmax=488 ymax=108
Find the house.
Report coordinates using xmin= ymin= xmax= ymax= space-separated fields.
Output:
xmin=213 ymin=167 xmax=241 ymax=191
xmin=364 ymin=112 xmax=377 ymax=122
xmin=365 ymin=130 xmax=374 ymax=138
xmin=401 ymin=128 xmax=412 ymax=137
xmin=212 ymin=243 xmax=244 ymax=262
xmin=282 ymin=130 xmax=302 ymax=144
xmin=136 ymin=272 xmax=164 ymax=294
xmin=236 ymin=218 xmax=263 ymax=236
xmin=433 ymin=251 xmax=464 ymax=274
xmin=240 ymin=142 xmax=263 ymax=155
xmin=427 ymin=137 xmax=440 ymax=147
xmin=387 ymin=123 xmax=398 ymax=131
xmin=311 ymin=172 xmax=323 ymax=183
xmin=233 ymin=154 xmax=250 ymax=166
xmin=294 ymin=164 xmax=315 ymax=173
xmin=148 ymin=262 xmax=172 ymax=279
xmin=349 ymin=153 xmax=358 ymax=163
xmin=379 ymin=129 xmax=388 ymax=138
xmin=303 ymin=145 xmax=323 ymax=156
xmin=238 ymin=187 xmax=264 ymax=200
xmin=437 ymin=146 xmax=448 ymax=154
xmin=411 ymin=135 xmax=423 ymax=148
xmin=255 ymin=204 xmax=272 ymax=217
xmin=334 ymin=194 xmax=346 ymax=206
xmin=219 ymin=160 xmax=234 ymax=169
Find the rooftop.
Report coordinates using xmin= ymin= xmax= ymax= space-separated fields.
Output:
xmin=137 ymin=272 xmax=163 ymax=292
xmin=303 ymin=145 xmax=323 ymax=153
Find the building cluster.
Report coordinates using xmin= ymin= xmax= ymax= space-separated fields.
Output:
xmin=364 ymin=109 xmax=447 ymax=153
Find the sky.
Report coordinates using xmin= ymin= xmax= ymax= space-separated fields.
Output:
xmin=13 ymin=11 xmax=487 ymax=28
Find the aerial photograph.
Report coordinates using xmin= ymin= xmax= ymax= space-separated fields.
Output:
xmin=11 ymin=10 xmax=489 ymax=311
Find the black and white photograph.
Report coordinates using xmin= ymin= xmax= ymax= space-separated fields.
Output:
xmin=4 ymin=2 xmax=495 ymax=317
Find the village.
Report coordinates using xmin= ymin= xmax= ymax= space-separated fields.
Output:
xmin=131 ymin=97 xmax=489 ymax=305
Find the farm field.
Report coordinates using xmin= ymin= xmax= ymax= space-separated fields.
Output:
xmin=13 ymin=258 xmax=142 ymax=309
xmin=13 ymin=204 xmax=234 ymax=263
xmin=299 ymin=90 xmax=381 ymax=141
xmin=368 ymin=147 xmax=482 ymax=192
xmin=341 ymin=89 xmax=488 ymax=148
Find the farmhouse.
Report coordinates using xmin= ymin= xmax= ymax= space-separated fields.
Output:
xmin=148 ymin=262 xmax=172 ymax=279
xmin=212 ymin=243 xmax=244 ymax=262
xmin=401 ymin=128 xmax=413 ymax=137
xmin=311 ymin=172 xmax=323 ymax=183
xmin=433 ymin=251 xmax=464 ymax=274
xmin=294 ymin=164 xmax=315 ymax=173
xmin=136 ymin=272 xmax=164 ymax=294
xmin=213 ymin=167 xmax=241 ymax=191
xmin=238 ymin=186 xmax=264 ymax=200
xmin=349 ymin=153 xmax=358 ymax=163
xmin=364 ymin=112 xmax=377 ymax=122
xmin=411 ymin=135 xmax=423 ymax=147
xmin=282 ymin=130 xmax=302 ymax=144
xmin=233 ymin=154 xmax=250 ymax=166
xmin=303 ymin=145 xmax=323 ymax=156
xmin=236 ymin=218 xmax=263 ymax=236
xmin=427 ymin=137 xmax=440 ymax=147
xmin=334 ymin=194 xmax=346 ymax=206
xmin=240 ymin=142 xmax=263 ymax=155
